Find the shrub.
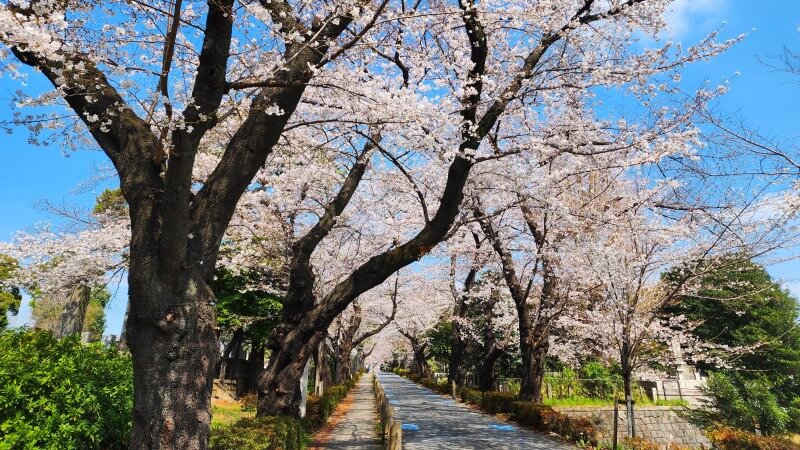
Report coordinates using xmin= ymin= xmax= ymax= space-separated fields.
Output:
xmin=241 ymin=393 xmax=259 ymax=411
xmin=510 ymin=401 xmax=598 ymax=446
xmin=419 ymin=377 xmax=450 ymax=395
xmin=509 ymin=402 xmax=553 ymax=428
xmin=621 ymin=437 xmax=660 ymax=450
xmin=0 ymin=329 xmax=133 ymax=449
xmin=301 ymin=381 xmax=356 ymax=431
xmin=707 ymin=427 xmax=800 ymax=450
xmin=210 ymin=416 xmax=307 ymax=450
xmin=480 ymin=391 xmax=517 ymax=414
xmin=579 ymin=361 xmax=621 ymax=400
xmin=392 ymin=368 xmax=410 ymax=377
xmin=687 ymin=372 xmax=790 ymax=436
xmin=459 ymin=387 xmax=482 ymax=405
xmin=544 ymin=366 xmax=583 ymax=398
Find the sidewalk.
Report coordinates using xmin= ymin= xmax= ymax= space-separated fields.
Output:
xmin=310 ymin=374 xmax=382 ymax=449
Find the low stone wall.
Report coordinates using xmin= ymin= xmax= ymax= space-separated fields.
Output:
xmin=554 ymin=406 xmax=710 ymax=449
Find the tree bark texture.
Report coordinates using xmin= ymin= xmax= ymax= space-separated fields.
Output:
xmin=126 ymin=269 xmax=219 ymax=449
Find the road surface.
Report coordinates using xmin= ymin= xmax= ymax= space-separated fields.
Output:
xmin=312 ymin=375 xmax=382 ymax=449
xmin=376 ymin=372 xmax=574 ymax=450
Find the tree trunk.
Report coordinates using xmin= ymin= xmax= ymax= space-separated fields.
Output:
xmin=257 ymin=314 xmax=325 ymax=416
xmin=528 ymin=339 xmax=549 ymax=403
xmin=313 ymin=339 xmax=331 ymax=395
xmin=516 ymin=300 xmax=537 ymax=401
xmin=621 ymin=341 xmax=635 ymax=437
xmin=55 ymin=284 xmax=91 ymax=338
xmin=126 ymin=269 xmax=219 ymax=449
xmin=412 ymin=344 xmax=431 ymax=378
xmin=335 ymin=339 xmax=354 ymax=385
xmin=477 ymin=286 xmax=502 ymax=391
xmin=477 ymin=346 xmax=503 ymax=391
xmin=518 ymin=324 xmax=550 ymax=403
xmin=449 ymin=323 xmax=467 ymax=386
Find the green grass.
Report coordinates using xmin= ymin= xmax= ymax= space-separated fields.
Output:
xmin=211 ymin=400 xmax=255 ymax=427
xmin=543 ymin=396 xmax=688 ymax=408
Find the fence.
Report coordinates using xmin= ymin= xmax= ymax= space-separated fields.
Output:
xmin=373 ymin=374 xmax=402 ymax=450
xmin=491 ymin=374 xmax=706 ymax=404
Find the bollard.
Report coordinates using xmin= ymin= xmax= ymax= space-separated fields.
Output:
xmin=373 ymin=374 xmax=403 ymax=450
xmin=388 ymin=419 xmax=402 ymax=450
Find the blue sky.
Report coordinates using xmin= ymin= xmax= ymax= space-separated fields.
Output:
xmin=2 ymin=0 xmax=800 ymax=335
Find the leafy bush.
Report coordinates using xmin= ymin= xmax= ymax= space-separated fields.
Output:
xmin=0 ymin=329 xmax=133 ymax=449
xmin=707 ymin=427 xmax=800 ymax=450
xmin=510 ymin=402 xmax=598 ymax=445
xmin=544 ymin=367 xmax=584 ymax=398
xmin=418 ymin=377 xmax=451 ymax=395
xmin=392 ymin=368 xmax=410 ymax=377
xmin=509 ymin=402 xmax=553 ymax=428
xmin=579 ymin=361 xmax=622 ymax=399
xmin=687 ymin=372 xmax=790 ymax=435
xmin=210 ymin=416 xmax=307 ymax=450
xmin=621 ymin=437 xmax=661 ymax=450
xmin=302 ymin=377 xmax=361 ymax=431
xmin=459 ymin=387 xmax=482 ymax=405
xmin=480 ymin=391 xmax=517 ymax=414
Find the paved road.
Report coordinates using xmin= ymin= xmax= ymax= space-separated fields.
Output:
xmin=312 ymin=375 xmax=382 ymax=449
xmin=376 ymin=372 xmax=574 ymax=450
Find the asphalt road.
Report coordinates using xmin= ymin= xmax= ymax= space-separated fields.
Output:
xmin=376 ymin=372 xmax=575 ymax=450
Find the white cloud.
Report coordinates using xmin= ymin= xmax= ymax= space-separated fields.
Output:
xmin=663 ymin=0 xmax=728 ymax=38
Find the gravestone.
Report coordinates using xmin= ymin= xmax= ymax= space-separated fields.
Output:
xmin=55 ymin=284 xmax=91 ymax=338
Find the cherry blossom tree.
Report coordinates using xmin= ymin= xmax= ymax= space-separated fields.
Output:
xmin=442 ymin=226 xmax=491 ymax=387
xmin=0 ymin=0 xmax=746 ymax=445
xmin=327 ymin=277 xmax=398 ymax=384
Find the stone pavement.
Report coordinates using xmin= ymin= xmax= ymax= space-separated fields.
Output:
xmin=311 ymin=374 xmax=382 ymax=449
xmin=377 ymin=372 xmax=575 ymax=450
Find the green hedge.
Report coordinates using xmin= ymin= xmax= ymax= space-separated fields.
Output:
xmin=0 ymin=329 xmax=133 ymax=449
xmin=459 ymin=387 xmax=483 ymax=405
xmin=303 ymin=386 xmax=347 ymax=430
xmin=509 ymin=402 xmax=598 ymax=444
xmin=301 ymin=372 xmax=362 ymax=431
xmin=480 ymin=392 xmax=517 ymax=414
xmin=509 ymin=402 xmax=551 ymax=428
xmin=392 ymin=368 xmax=410 ymax=377
xmin=418 ymin=377 xmax=451 ymax=395
xmin=210 ymin=416 xmax=307 ymax=450
xmin=707 ymin=428 xmax=800 ymax=450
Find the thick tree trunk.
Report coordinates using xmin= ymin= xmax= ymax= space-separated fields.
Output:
xmin=477 ymin=346 xmax=503 ymax=391
xmin=477 ymin=286 xmax=502 ymax=391
xmin=449 ymin=323 xmax=467 ymax=386
xmin=257 ymin=326 xmax=324 ymax=416
xmin=412 ymin=345 xmax=431 ymax=378
xmin=516 ymin=301 xmax=537 ymax=401
xmin=528 ymin=339 xmax=549 ymax=403
xmin=126 ymin=269 xmax=219 ymax=449
xmin=335 ymin=339 xmax=354 ymax=385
